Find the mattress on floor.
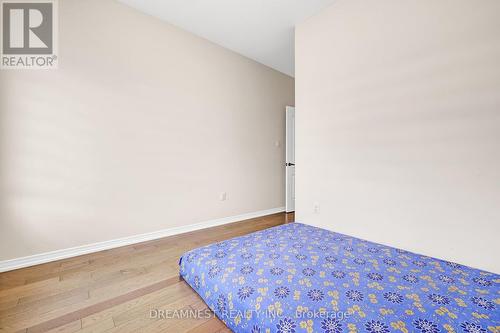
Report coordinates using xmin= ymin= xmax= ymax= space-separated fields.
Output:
xmin=179 ymin=222 xmax=499 ymax=333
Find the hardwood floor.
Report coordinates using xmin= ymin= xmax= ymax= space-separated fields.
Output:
xmin=0 ymin=212 xmax=294 ymax=333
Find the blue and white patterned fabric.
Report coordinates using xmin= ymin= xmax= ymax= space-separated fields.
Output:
xmin=179 ymin=223 xmax=500 ymax=333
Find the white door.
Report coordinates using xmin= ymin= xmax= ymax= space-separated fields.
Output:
xmin=285 ymin=106 xmax=295 ymax=212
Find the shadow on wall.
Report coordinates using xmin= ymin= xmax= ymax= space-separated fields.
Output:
xmin=0 ymin=82 xmax=4 ymax=223
xmin=0 ymin=80 xmax=14 ymax=258
xmin=0 ymin=77 xmax=92 ymax=260
xmin=0 ymin=80 xmax=29 ymax=259
xmin=0 ymin=75 xmax=100 ymax=261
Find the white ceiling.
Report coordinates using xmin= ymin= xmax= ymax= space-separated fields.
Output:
xmin=118 ymin=0 xmax=336 ymax=77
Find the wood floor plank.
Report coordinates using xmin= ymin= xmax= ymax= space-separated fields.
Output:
xmin=110 ymin=282 xmax=194 ymax=327
xmin=110 ymin=293 xmax=201 ymax=332
xmin=0 ymin=288 xmax=90 ymax=319
xmin=0 ymin=212 xmax=293 ymax=332
xmin=0 ymin=278 xmax=61 ymax=300
xmin=0 ymin=300 xmax=19 ymax=312
xmin=133 ymin=305 xmax=211 ymax=333
xmin=80 ymin=282 xmax=186 ymax=328
xmin=44 ymin=320 xmax=81 ymax=333
xmin=217 ymin=328 xmax=232 ymax=333
xmin=74 ymin=318 xmax=113 ymax=333
xmin=186 ymin=318 xmax=226 ymax=333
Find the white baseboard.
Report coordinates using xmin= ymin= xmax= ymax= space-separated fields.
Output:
xmin=0 ymin=207 xmax=285 ymax=273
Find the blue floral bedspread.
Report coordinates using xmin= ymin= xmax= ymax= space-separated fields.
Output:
xmin=179 ymin=222 xmax=500 ymax=333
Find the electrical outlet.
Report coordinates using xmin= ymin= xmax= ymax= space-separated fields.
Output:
xmin=220 ymin=192 xmax=227 ymax=201
xmin=313 ymin=202 xmax=320 ymax=214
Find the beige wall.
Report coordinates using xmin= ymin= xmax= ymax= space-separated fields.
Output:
xmin=296 ymin=0 xmax=500 ymax=273
xmin=0 ymin=0 xmax=294 ymax=261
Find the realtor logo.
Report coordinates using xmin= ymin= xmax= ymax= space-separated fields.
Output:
xmin=1 ymin=0 xmax=58 ymax=69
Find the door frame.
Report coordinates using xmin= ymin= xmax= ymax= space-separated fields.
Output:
xmin=285 ymin=106 xmax=295 ymax=212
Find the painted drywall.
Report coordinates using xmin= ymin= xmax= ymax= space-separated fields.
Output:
xmin=295 ymin=0 xmax=500 ymax=273
xmin=0 ymin=0 xmax=294 ymax=261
